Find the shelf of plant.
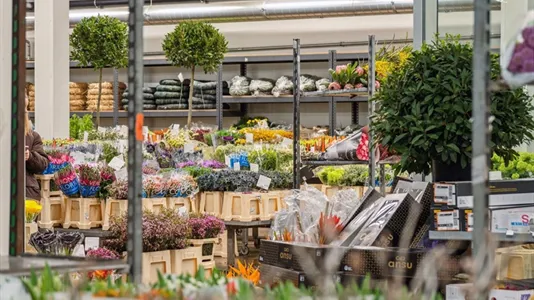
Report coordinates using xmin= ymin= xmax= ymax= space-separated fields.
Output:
xmin=302 ymin=160 xmax=368 ymax=166
xmin=222 ymin=95 xmax=368 ymax=104
xmin=302 ymin=88 xmax=368 ymax=97
xmin=28 ymin=109 xmax=241 ymax=118
xmin=0 ymin=255 xmax=128 ymax=276
xmin=429 ymin=231 xmax=534 ymax=243
xmin=42 ymin=227 xmax=114 ymax=239
xmin=25 ymin=52 xmax=368 ymax=69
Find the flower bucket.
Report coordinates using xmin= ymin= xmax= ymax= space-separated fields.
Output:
xmin=44 ymin=162 xmax=68 ymax=175
xmin=190 ymin=238 xmax=218 ymax=262
xmin=80 ymin=184 xmax=100 ymax=198
xmin=58 ymin=179 xmax=80 ymax=196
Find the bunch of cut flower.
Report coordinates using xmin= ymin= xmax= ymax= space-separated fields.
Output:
xmin=86 ymin=247 xmax=121 ymax=281
xmin=29 ymin=229 xmax=84 ymax=255
xmin=142 ymin=175 xmax=167 ymax=198
xmin=188 ymin=213 xmax=225 ymax=240
xmin=328 ymin=61 xmax=369 ymax=90
xmin=77 ymin=163 xmax=101 ymax=198
xmin=107 ymin=179 xmax=128 ymax=200
xmin=164 ymin=172 xmax=198 ymax=198
xmin=25 ymin=200 xmax=42 ymax=223
xmin=54 ymin=163 xmax=80 ymax=197
xmin=43 ymin=147 xmax=72 ymax=174
xmin=98 ymin=165 xmax=116 ymax=199
xmin=235 ymin=128 xmax=292 ymax=145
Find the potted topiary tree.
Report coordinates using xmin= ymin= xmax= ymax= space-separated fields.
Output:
xmin=70 ymin=16 xmax=128 ymax=126
xmin=162 ymin=21 xmax=228 ymax=126
xmin=371 ymin=35 xmax=534 ymax=181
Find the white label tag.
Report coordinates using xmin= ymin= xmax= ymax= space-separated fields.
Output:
xmin=225 ymin=156 xmax=230 ymax=167
xmin=245 ymin=133 xmax=254 ymax=144
xmin=178 ymin=72 xmax=184 ymax=82
xmin=436 ymin=210 xmax=460 ymax=231
xmin=233 ymin=162 xmax=241 ymax=171
xmin=257 ymin=175 xmax=272 ymax=190
xmin=250 ymin=163 xmax=259 ymax=173
xmin=114 ymin=168 xmax=128 ymax=180
xmin=178 ymin=206 xmax=187 ymax=216
xmin=434 ymin=184 xmax=456 ymax=205
xmin=70 ymin=151 xmax=86 ymax=165
xmin=97 ymin=126 xmax=106 ymax=133
xmin=467 ymin=211 xmax=474 ymax=232
xmin=505 ymin=229 xmax=514 ymax=236
xmin=310 ymin=146 xmax=315 ymax=152
xmin=171 ymin=124 xmax=180 ymax=136
xmin=72 ymin=244 xmax=86 ymax=257
xmin=108 ymin=155 xmax=125 ymax=171
xmin=489 ymin=171 xmax=502 ymax=181
xmin=119 ymin=126 xmax=128 ymax=137
xmin=184 ymin=143 xmax=195 ymax=153
xmin=142 ymin=126 xmax=149 ymax=140
xmin=84 ymin=237 xmax=100 ymax=251
xmin=282 ymin=138 xmax=292 ymax=147
xmin=83 ymin=131 xmax=89 ymax=142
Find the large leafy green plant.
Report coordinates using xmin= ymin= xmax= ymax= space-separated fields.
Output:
xmin=371 ymin=35 xmax=534 ymax=175
xmin=162 ymin=21 xmax=228 ymax=126
xmin=70 ymin=16 xmax=128 ymax=126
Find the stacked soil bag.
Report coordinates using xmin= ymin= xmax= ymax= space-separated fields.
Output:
xmin=155 ymin=79 xmax=190 ymax=110
xmin=69 ymin=82 xmax=88 ymax=111
xmin=86 ymin=82 xmax=126 ymax=111
xmin=26 ymin=83 xmax=35 ymax=111
xmin=191 ymin=80 xmax=229 ymax=109
xmin=122 ymin=87 xmax=156 ymax=111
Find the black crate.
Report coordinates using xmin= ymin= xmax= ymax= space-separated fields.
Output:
xmin=259 ymin=263 xmax=341 ymax=289
xmin=341 ymin=188 xmax=383 ymax=230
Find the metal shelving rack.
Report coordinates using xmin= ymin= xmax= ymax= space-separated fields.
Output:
xmin=291 ymin=36 xmax=377 ymax=189
xmin=26 ymin=52 xmax=368 ymax=130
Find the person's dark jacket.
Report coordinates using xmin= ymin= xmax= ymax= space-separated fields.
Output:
xmin=26 ymin=131 xmax=49 ymax=200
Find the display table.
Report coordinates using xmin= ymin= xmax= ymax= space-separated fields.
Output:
xmin=0 ymin=255 xmax=128 ymax=276
xmin=224 ymin=220 xmax=271 ymax=266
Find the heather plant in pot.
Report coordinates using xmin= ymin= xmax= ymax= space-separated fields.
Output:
xmin=187 ymin=213 xmax=225 ymax=260
xmin=371 ymin=35 xmax=534 ymax=181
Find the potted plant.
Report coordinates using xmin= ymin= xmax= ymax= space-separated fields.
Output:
xmin=371 ymin=35 xmax=534 ymax=181
xmin=162 ymin=21 xmax=228 ymax=126
xmin=25 ymin=200 xmax=42 ymax=252
xmin=187 ymin=213 xmax=225 ymax=263
xmin=70 ymin=16 xmax=128 ymax=126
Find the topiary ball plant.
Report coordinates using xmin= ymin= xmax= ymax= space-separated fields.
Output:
xmin=162 ymin=21 xmax=228 ymax=126
xmin=70 ymin=16 xmax=128 ymax=126
xmin=371 ymin=35 xmax=534 ymax=179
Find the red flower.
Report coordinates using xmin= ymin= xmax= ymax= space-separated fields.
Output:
xmin=226 ymin=281 xmax=237 ymax=295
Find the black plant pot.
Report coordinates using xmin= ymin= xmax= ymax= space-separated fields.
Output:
xmin=432 ymin=160 xmax=471 ymax=182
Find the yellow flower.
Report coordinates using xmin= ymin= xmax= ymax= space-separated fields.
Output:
xmin=25 ymin=200 xmax=42 ymax=222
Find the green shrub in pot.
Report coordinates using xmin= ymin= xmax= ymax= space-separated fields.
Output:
xmin=371 ymin=35 xmax=534 ymax=179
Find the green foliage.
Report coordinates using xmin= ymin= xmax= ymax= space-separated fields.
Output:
xmin=162 ymin=21 xmax=228 ymax=73
xmin=69 ymin=16 xmax=128 ymax=70
xmin=341 ymin=165 xmax=369 ymax=186
xmin=21 ymin=264 xmax=65 ymax=300
xmin=183 ymin=166 xmax=212 ymax=179
xmin=371 ymin=34 xmax=534 ymax=175
xmin=492 ymin=152 xmax=534 ymax=179
xmin=69 ymin=114 xmax=94 ymax=140
xmin=316 ymin=167 xmax=345 ymax=186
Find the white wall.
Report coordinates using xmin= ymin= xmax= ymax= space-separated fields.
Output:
xmin=25 ymin=10 xmax=503 ymax=130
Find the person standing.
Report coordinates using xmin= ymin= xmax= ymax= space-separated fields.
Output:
xmin=24 ymin=91 xmax=49 ymax=200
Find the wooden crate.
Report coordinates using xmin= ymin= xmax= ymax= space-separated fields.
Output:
xmin=36 ymin=175 xmax=65 ymax=229
xmin=142 ymin=250 xmax=172 ymax=284
xmin=170 ymin=247 xmax=202 ymax=276
xmin=260 ymin=192 xmax=282 ymax=221
xmin=496 ymin=246 xmax=533 ymax=280
xmin=199 ymin=191 xmax=224 ymax=217
xmin=221 ymin=192 xmax=262 ymax=222
xmin=167 ymin=197 xmax=192 ymax=212
xmin=321 ymin=185 xmax=340 ymax=199
xmin=278 ymin=190 xmax=292 ymax=210
xmin=25 ymin=223 xmax=38 ymax=253
xmin=200 ymin=260 xmax=216 ymax=278
xmin=142 ymin=198 xmax=168 ymax=214
xmin=190 ymin=238 xmax=218 ymax=262
xmin=63 ymin=198 xmax=104 ymax=229
xmin=103 ymin=198 xmax=128 ymax=231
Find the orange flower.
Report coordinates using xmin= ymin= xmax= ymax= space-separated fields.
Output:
xmin=318 ymin=212 xmax=343 ymax=245
xmin=282 ymin=228 xmax=293 ymax=242
xmin=227 ymin=260 xmax=260 ymax=286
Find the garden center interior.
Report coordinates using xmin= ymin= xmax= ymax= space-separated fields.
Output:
xmin=1 ymin=0 xmax=534 ymax=299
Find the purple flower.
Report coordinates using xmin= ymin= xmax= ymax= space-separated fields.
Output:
xmin=177 ymin=161 xmax=197 ymax=168
xmin=188 ymin=214 xmax=225 ymax=239
xmin=222 ymin=136 xmax=234 ymax=142
xmin=199 ymin=160 xmax=226 ymax=169
xmin=87 ymin=247 xmax=120 ymax=260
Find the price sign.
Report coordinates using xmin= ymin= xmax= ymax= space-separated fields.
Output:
xmin=108 ymin=155 xmax=125 ymax=171
xmin=233 ymin=162 xmax=241 ymax=171
xmin=184 ymin=143 xmax=195 ymax=153
xmin=245 ymin=133 xmax=254 ymax=144
xmin=84 ymin=237 xmax=100 ymax=251
xmin=250 ymin=163 xmax=259 ymax=173
xmin=257 ymin=175 xmax=271 ymax=190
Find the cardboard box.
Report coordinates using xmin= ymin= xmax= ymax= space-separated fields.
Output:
xmin=461 ymin=209 xmax=474 ymax=232
xmin=490 ymin=206 xmax=534 ymax=234
xmin=431 ymin=207 xmax=461 ymax=231
xmin=437 ymin=179 xmax=534 ymax=209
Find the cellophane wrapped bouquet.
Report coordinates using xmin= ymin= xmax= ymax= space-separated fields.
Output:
xmin=29 ymin=229 xmax=84 ymax=255
xmin=502 ymin=11 xmax=534 ymax=87
xmin=78 ymin=164 xmax=101 ymax=198
xmin=142 ymin=175 xmax=166 ymax=198
xmin=43 ymin=148 xmax=72 ymax=174
xmin=54 ymin=163 xmax=80 ymax=196
xmin=165 ymin=172 xmax=198 ymax=198
xmin=107 ymin=179 xmax=128 ymax=200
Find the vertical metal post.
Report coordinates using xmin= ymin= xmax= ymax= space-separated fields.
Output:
xmin=127 ymin=0 xmax=144 ymax=285
xmin=351 ymin=102 xmax=359 ymax=125
xmin=9 ymin=0 xmax=26 ymax=256
xmin=472 ymin=2 xmax=492 ymax=298
xmin=413 ymin=0 xmax=438 ymax=50
xmin=113 ymin=68 xmax=119 ymax=127
xmin=239 ymin=63 xmax=248 ymax=117
xmin=216 ymin=65 xmax=223 ymax=130
xmin=292 ymin=39 xmax=301 ymax=189
xmin=379 ymin=164 xmax=386 ymax=194
xmin=328 ymin=50 xmax=337 ymax=136
xmin=367 ymin=35 xmax=376 ymax=188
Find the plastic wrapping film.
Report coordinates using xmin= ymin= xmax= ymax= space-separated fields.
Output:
xmin=327 ymin=189 xmax=363 ymax=224
xmin=315 ymin=78 xmax=331 ymax=92
xmin=502 ymin=11 xmax=534 ymax=88
xmin=229 ymin=75 xmax=251 ymax=96
xmin=271 ymin=76 xmax=293 ymax=97
xmin=249 ymin=78 xmax=275 ymax=96
xmin=324 ymin=129 xmax=369 ymax=161
xmin=300 ymin=74 xmax=318 ymax=92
